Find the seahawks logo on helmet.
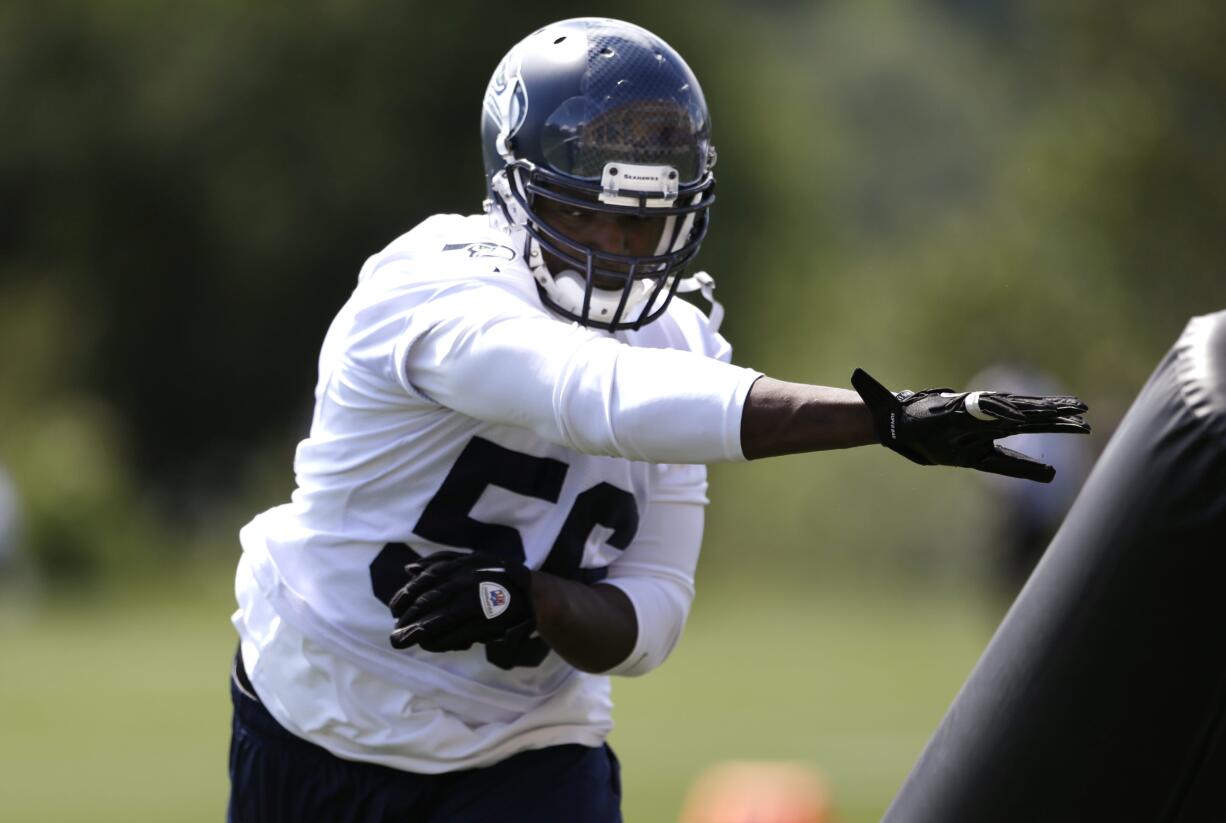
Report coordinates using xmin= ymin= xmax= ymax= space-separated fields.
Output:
xmin=483 ymin=53 xmax=527 ymax=153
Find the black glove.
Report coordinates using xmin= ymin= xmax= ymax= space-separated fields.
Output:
xmin=389 ymin=550 xmax=535 ymax=653
xmin=484 ymin=618 xmax=551 ymax=670
xmin=851 ymin=368 xmax=1090 ymax=483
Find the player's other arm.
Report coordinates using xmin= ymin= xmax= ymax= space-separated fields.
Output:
xmin=529 ymin=574 xmax=636 ymax=673
xmin=390 ymin=566 xmax=638 ymax=673
xmin=533 ymin=494 xmax=701 ymax=675
xmin=390 ymin=497 xmax=701 ymax=675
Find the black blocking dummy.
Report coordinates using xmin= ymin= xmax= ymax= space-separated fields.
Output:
xmin=885 ymin=311 xmax=1226 ymax=823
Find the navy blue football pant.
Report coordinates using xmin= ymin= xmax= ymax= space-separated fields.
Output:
xmin=228 ymin=656 xmax=623 ymax=823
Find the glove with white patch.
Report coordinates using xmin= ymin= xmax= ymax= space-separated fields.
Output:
xmin=851 ymin=368 xmax=1090 ymax=483
xmin=389 ymin=550 xmax=535 ymax=653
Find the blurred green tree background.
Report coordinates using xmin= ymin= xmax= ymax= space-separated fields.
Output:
xmin=3 ymin=1 xmax=1225 ymax=820
xmin=4 ymin=0 xmax=1222 ymax=584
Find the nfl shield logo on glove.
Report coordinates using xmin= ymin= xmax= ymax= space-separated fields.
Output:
xmin=479 ymin=581 xmax=511 ymax=619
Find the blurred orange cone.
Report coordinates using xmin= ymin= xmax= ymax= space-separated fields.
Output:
xmin=678 ymin=760 xmax=834 ymax=823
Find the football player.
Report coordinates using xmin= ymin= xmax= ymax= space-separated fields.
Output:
xmin=228 ymin=17 xmax=1089 ymax=823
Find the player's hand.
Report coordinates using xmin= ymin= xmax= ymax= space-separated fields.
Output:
xmin=388 ymin=550 xmax=535 ymax=653
xmin=851 ymin=368 xmax=1090 ymax=483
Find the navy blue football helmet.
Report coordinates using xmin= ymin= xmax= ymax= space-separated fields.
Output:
xmin=482 ymin=18 xmax=717 ymax=331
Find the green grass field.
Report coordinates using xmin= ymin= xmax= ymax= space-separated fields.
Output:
xmin=0 ymin=571 xmax=996 ymax=822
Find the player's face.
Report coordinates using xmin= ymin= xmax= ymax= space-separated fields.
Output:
xmin=534 ymin=192 xmax=668 ymax=290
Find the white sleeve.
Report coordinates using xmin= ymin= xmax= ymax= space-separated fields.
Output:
xmin=398 ymin=285 xmax=761 ymax=464
xmin=599 ymin=492 xmax=704 ymax=677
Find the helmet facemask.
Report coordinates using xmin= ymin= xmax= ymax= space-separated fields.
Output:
xmin=490 ymin=159 xmax=713 ymax=330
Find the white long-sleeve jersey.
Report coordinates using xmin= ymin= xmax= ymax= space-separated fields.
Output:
xmin=233 ymin=213 xmax=761 ymax=772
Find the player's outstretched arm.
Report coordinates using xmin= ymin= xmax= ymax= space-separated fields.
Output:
xmin=740 ymin=377 xmax=878 ymax=459
xmin=401 ymin=294 xmax=1088 ymax=478
xmin=741 ymin=370 xmax=1090 ymax=482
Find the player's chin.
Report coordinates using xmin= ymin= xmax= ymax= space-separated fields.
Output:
xmin=591 ymin=265 xmax=670 ymax=292
xmin=591 ymin=273 xmax=630 ymax=291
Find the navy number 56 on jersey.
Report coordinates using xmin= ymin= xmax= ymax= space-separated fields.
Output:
xmin=370 ymin=436 xmax=639 ymax=668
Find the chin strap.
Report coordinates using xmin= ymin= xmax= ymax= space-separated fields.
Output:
xmin=676 ymin=271 xmax=724 ymax=333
